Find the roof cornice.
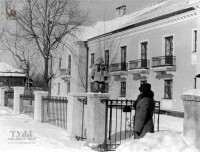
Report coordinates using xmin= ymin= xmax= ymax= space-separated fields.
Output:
xmin=87 ymin=7 xmax=195 ymax=42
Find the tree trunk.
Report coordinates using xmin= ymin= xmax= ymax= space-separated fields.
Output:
xmin=44 ymin=58 xmax=49 ymax=91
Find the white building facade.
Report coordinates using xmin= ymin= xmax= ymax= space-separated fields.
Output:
xmin=53 ymin=0 xmax=200 ymax=113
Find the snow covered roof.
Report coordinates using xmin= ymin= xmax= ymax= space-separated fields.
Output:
xmin=0 ymin=62 xmax=26 ymax=77
xmin=80 ymin=0 xmax=196 ymax=41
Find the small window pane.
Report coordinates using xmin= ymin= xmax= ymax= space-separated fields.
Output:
xmin=164 ymin=80 xmax=172 ymax=99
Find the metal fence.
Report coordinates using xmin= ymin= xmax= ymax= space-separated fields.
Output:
xmin=42 ymin=96 xmax=68 ymax=130
xmin=99 ymin=99 xmax=160 ymax=151
xmin=4 ymin=89 xmax=14 ymax=109
xmin=152 ymin=56 xmax=176 ymax=67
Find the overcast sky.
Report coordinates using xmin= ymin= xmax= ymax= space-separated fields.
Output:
xmin=79 ymin=0 xmax=166 ymax=25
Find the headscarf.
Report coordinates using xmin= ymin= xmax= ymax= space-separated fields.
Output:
xmin=133 ymin=83 xmax=154 ymax=109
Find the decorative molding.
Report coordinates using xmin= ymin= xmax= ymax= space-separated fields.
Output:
xmin=129 ymin=69 xmax=150 ymax=78
xmin=87 ymin=11 xmax=197 ymax=47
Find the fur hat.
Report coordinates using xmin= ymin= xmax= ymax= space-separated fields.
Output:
xmin=95 ymin=58 xmax=103 ymax=65
xmin=139 ymin=83 xmax=151 ymax=93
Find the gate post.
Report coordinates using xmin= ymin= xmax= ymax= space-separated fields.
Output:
xmin=13 ymin=87 xmax=24 ymax=114
xmin=86 ymin=93 xmax=110 ymax=144
xmin=0 ymin=87 xmax=6 ymax=106
xmin=182 ymin=89 xmax=200 ymax=151
xmin=34 ymin=91 xmax=48 ymax=122
xmin=67 ymin=92 xmax=85 ymax=138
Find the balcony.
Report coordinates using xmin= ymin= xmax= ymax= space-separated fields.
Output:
xmin=129 ymin=59 xmax=150 ymax=78
xmin=59 ymin=68 xmax=71 ymax=81
xmin=152 ymin=56 xmax=176 ymax=75
xmin=109 ymin=62 xmax=128 ymax=78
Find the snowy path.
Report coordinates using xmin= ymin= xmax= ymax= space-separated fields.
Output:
xmin=0 ymin=106 xmax=92 ymax=152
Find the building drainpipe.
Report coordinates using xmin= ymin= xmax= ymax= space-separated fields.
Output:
xmin=84 ymin=41 xmax=89 ymax=92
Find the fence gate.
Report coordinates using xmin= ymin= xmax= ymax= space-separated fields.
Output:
xmin=100 ymin=99 xmax=160 ymax=151
xmin=20 ymin=88 xmax=35 ymax=118
xmin=42 ymin=96 xmax=68 ymax=130
xmin=4 ymin=88 xmax=14 ymax=109
xmin=75 ymin=97 xmax=87 ymax=141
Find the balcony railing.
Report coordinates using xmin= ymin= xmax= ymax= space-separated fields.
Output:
xmin=60 ymin=68 xmax=70 ymax=76
xmin=152 ymin=56 xmax=176 ymax=67
xmin=109 ymin=62 xmax=128 ymax=72
xmin=129 ymin=59 xmax=150 ymax=70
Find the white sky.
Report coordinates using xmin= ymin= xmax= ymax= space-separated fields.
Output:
xmin=79 ymin=0 xmax=166 ymax=25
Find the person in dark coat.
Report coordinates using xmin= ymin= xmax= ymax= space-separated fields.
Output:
xmin=133 ymin=83 xmax=155 ymax=139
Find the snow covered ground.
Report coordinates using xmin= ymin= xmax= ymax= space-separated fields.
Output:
xmin=0 ymin=106 xmax=198 ymax=152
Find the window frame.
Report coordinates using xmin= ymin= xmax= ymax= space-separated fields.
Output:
xmin=164 ymin=79 xmax=173 ymax=99
xmin=165 ymin=36 xmax=173 ymax=56
xmin=68 ymin=55 xmax=71 ymax=70
xmin=121 ymin=46 xmax=127 ymax=71
xmin=120 ymin=81 xmax=126 ymax=97
xmin=141 ymin=42 xmax=148 ymax=60
xmin=193 ymin=30 xmax=197 ymax=52
xmin=121 ymin=46 xmax=127 ymax=63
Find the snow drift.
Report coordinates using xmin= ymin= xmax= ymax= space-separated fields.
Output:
xmin=116 ymin=131 xmax=197 ymax=152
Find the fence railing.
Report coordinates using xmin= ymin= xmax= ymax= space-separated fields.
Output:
xmin=109 ymin=63 xmax=128 ymax=72
xmin=100 ymin=99 xmax=160 ymax=151
xmin=42 ymin=96 xmax=68 ymax=130
xmin=129 ymin=59 xmax=150 ymax=70
xmin=60 ymin=68 xmax=71 ymax=76
xmin=152 ymin=56 xmax=176 ymax=67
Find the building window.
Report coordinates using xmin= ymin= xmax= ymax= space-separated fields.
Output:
xmin=141 ymin=42 xmax=148 ymax=68
xmin=193 ymin=30 xmax=197 ymax=52
xmin=165 ymin=36 xmax=173 ymax=65
xmin=68 ymin=55 xmax=71 ymax=72
xmin=140 ymin=80 xmax=147 ymax=85
xmin=91 ymin=53 xmax=95 ymax=66
xmin=120 ymin=81 xmax=126 ymax=97
xmin=105 ymin=50 xmax=109 ymax=71
xmin=141 ymin=42 xmax=148 ymax=59
xmin=121 ymin=46 xmax=127 ymax=71
xmin=67 ymin=82 xmax=70 ymax=93
xmin=164 ymin=79 xmax=173 ymax=99
xmin=57 ymin=83 xmax=60 ymax=95
xmin=165 ymin=36 xmax=173 ymax=56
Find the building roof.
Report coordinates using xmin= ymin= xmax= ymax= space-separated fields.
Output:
xmin=80 ymin=0 xmax=197 ymax=41
xmin=0 ymin=62 xmax=26 ymax=77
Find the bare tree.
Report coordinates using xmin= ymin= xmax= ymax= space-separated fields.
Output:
xmin=0 ymin=0 xmax=87 ymax=91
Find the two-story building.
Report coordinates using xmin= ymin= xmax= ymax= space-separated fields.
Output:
xmin=52 ymin=0 xmax=200 ymax=113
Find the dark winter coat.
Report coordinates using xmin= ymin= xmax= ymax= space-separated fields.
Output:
xmin=134 ymin=93 xmax=155 ymax=139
